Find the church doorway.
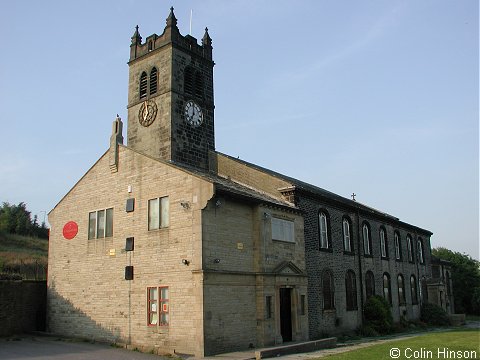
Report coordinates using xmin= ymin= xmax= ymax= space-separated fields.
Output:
xmin=279 ymin=288 xmax=292 ymax=342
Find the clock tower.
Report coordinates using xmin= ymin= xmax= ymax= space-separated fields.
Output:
xmin=127 ymin=7 xmax=215 ymax=171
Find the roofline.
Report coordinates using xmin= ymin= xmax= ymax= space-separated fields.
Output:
xmin=216 ymin=151 xmax=433 ymax=236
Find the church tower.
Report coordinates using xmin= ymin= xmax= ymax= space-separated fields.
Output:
xmin=127 ymin=7 xmax=215 ymax=171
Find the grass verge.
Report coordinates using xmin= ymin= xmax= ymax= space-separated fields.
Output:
xmin=316 ymin=329 xmax=480 ymax=360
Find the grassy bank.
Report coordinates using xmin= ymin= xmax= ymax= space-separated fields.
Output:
xmin=0 ymin=232 xmax=48 ymax=279
xmin=317 ymin=329 xmax=480 ymax=360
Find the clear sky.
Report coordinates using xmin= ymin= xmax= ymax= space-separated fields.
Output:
xmin=0 ymin=1 xmax=478 ymax=259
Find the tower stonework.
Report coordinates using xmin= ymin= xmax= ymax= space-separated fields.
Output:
xmin=127 ymin=7 xmax=215 ymax=170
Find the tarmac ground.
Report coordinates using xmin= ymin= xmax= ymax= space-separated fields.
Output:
xmin=0 ymin=321 xmax=478 ymax=360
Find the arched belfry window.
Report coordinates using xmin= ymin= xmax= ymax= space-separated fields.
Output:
xmin=139 ymin=71 xmax=148 ymax=99
xmin=150 ymin=67 xmax=158 ymax=95
xmin=194 ymin=71 xmax=204 ymax=98
xmin=184 ymin=66 xmax=194 ymax=95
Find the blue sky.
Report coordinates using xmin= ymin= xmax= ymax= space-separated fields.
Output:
xmin=0 ymin=1 xmax=478 ymax=259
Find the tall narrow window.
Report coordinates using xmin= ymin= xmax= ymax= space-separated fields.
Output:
xmin=147 ymin=286 xmax=169 ymax=326
xmin=194 ymin=71 xmax=204 ymax=98
xmin=398 ymin=274 xmax=406 ymax=305
xmin=184 ymin=66 xmax=194 ymax=95
xmin=407 ymin=235 xmax=414 ymax=262
xmin=363 ymin=223 xmax=371 ymax=255
xmin=394 ymin=232 xmax=401 ymax=260
xmin=421 ymin=276 xmax=428 ymax=303
xmin=343 ymin=217 xmax=352 ymax=252
xmin=139 ymin=71 xmax=148 ymax=99
xmin=383 ymin=273 xmax=392 ymax=305
xmin=345 ymin=270 xmax=358 ymax=310
xmin=322 ymin=270 xmax=335 ymax=310
xmin=417 ymin=239 xmax=424 ymax=264
xmin=150 ymin=67 xmax=158 ymax=95
xmin=380 ymin=228 xmax=388 ymax=258
xmin=148 ymin=197 xmax=169 ymax=230
xmin=446 ymin=272 xmax=451 ymax=297
xmin=365 ymin=271 xmax=375 ymax=299
xmin=410 ymin=275 xmax=418 ymax=304
xmin=88 ymin=208 xmax=113 ymax=239
xmin=319 ymin=212 xmax=329 ymax=249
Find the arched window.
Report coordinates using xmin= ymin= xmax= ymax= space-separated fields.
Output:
xmin=421 ymin=276 xmax=428 ymax=303
xmin=410 ymin=275 xmax=418 ymax=304
xmin=345 ymin=270 xmax=358 ymax=310
xmin=383 ymin=273 xmax=392 ymax=305
xmin=398 ymin=274 xmax=406 ymax=305
xmin=322 ymin=270 xmax=335 ymax=310
xmin=446 ymin=271 xmax=451 ymax=296
xmin=194 ymin=71 xmax=204 ymax=98
xmin=184 ymin=66 xmax=194 ymax=95
xmin=362 ymin=222 xmax=372 ymax=255
xmin=365 ymin=271 xmax=375 ymax=299
xmin=342 ymin=217 xmax=352 ymax=252
xmin=417 ymin=239 xmax=424 ymax=264
xmin=139 ymin=71 xmax=148 ymax=99
xmin=394 ymin=231 xmax=401 ymax=260
xmin=150 ymin=67 xmax=158 ymax=95
xmin=406 ymin=235 xmax=414 ymax=262
xmin=319 ymin=211 xmax=330 ymax=249
xmin=380 ymin=227 xmax=388 ymax=258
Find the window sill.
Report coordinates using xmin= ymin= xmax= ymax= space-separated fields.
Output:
xmin=343 ymin=251 xmax=355 ymax=256
xmin=319 ymin=248 xmax=333 ymax=253
xmin=395 ymin=258 xmax=403 ymax=262
xmin=363 ymin=254 xmax=373 ymax=258
xmin=381 ymin=256 xmax=389 ymax=261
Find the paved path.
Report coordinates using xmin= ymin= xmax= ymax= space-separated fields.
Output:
xmin=0 ymin=336 xmax=168 ymax=360
xmin=1 ymin=322 xmax=478 ymax=360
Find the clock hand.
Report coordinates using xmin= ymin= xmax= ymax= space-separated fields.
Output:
xmin=143 ymin=101 xmax=148 ymax=119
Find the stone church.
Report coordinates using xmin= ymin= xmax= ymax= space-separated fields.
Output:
xmin=48 ymin=8 xmax=440 ymax=357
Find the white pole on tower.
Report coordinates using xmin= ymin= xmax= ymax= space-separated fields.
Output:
xmin=189 ymin=9 xmax=193 ymax=34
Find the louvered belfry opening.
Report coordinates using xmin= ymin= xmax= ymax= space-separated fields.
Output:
xmin=150 ymin=67 xmax=158 ymax=95
xmin=194 ymin=71 xmax=204 ymax=98
xmin=139 ymin=71 xmax=148 ymax=99
xmin=184 ymin=66 xmax=194 ymax=96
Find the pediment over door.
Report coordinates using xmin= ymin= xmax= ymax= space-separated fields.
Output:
xmin=272 ymin=261 xmax=305 ymax=276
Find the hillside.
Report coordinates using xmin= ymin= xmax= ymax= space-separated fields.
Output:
xmin=0 ymin=232 xmax=48 ymax=280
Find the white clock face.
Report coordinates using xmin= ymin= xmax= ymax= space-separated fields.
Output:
xmin=184 ymin=100 xmax=203 ymax=127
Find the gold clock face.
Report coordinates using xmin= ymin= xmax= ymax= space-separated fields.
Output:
xmin=138 ymin=100 xmax=158 ymax=127
xmin=184 ymin=100 xmax=203 ymax=127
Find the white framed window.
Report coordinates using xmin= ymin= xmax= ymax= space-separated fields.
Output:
xmin=272 ymin=217 xmax=294 ymax=243
xmin=148 ymin=197 xmax=169 ymax=230
xmin=88 ymin=208 xmax=113 ymax=239
xmin=407 ymin=235 xmax=413 ymax=262
xmin=343 ymin=218 xmax=352 ymax=252
xmin=417 ymin=239 xmax=424 ymax=264
xmin=319 ymin=212 xmax=329 ymax=249
xmin=394 ymin=232 xmax=401 ymax=260
xmin=363 ymin=223 xmax=371 ymax=255
xmin=380 ymin=228 xmax=387 ymax=258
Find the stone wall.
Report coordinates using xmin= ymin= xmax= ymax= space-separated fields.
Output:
xmin=48 ymin=146 xmax=213 ymax=356
xmin=0 ymin=280 xmax=46 ymax=336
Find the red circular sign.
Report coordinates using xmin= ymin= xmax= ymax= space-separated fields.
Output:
xmin=63 ymin=221 xmax=78 ymax=240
